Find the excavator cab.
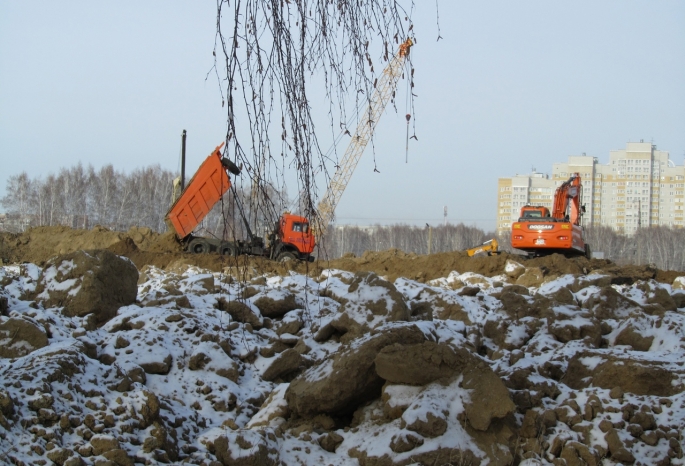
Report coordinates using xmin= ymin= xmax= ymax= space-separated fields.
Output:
xmin=519 ymin=206 xmax=551 ymax=222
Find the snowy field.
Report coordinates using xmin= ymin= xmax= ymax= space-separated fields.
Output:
xmin=1 ymin=253 xmax=684 ymax=465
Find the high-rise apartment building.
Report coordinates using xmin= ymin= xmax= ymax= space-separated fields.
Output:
xmin=497 ymin=142 xmax=685 ymax=235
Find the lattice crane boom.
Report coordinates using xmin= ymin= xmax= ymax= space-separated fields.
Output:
xmin=313 ymin=38 xmax=413 ymax=236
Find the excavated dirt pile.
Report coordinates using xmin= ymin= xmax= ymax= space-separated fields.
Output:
xmin=1 ymin=225 xmax=682 ymax=284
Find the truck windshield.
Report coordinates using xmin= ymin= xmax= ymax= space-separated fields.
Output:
xmin=292 ymin=222 xmax=309 ymax=233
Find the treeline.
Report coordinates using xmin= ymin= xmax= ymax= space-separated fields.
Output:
xmin=0 ymin=165 xmax=281 ymax=242
xmin=583 ymin=225 xmax=685 ymax=271
xmin=321 ymin=224 xmax=685 ymax=271
xmin=1 ymin=165 xmax=175 ymax=232
xmin=317 ymin=223 xmax=493 ymax=259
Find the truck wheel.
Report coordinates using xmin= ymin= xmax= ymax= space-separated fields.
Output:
xmin=221 ymin=245 xmax=236 ymax=256
xmin=188 ymin=238 xmax=210 ymax=254
xmin=221 ymin=157 xmax=241 ymax=176
xmin=277 ymin=251 xmax=296 ymax=262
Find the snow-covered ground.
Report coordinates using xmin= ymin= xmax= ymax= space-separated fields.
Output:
xmin=1 ymin=255 xmax=684 ymax=465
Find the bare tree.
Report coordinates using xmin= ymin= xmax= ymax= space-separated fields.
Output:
xmin=0 ymin=173 xmax=33 ymax=224
xmin=213 ymin=0 xmax=419 ymax=230
xmin=88 ymin=165 xmax=120 ymax=228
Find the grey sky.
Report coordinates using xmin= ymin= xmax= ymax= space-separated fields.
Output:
xmin=1 ymin=1 xmax=683 ymax=232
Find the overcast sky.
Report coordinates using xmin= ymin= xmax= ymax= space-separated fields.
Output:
xmin=1 ymin=1 xmax=683 ymax=231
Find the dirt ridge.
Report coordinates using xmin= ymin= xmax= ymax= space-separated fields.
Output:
xmin=1 ymin=225 xmax=683 ymax=284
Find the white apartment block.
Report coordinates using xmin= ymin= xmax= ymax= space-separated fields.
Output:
xmin=497 ymin=141 xmax=685 ymax=235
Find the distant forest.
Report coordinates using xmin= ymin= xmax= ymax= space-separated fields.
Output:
xmin=2 ymin=164 xmax=685 ymax=271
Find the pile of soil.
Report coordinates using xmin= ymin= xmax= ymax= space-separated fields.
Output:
xmin=1 ymin=225 xmax=683 ymax=284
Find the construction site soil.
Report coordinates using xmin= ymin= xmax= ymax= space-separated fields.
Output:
xmin=1 ymin=225 xmax=683 ymax=284
xmin=3 ymin=225 xmax=685 ymax=465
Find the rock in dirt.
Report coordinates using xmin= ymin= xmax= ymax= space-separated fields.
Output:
xmin=111 ymin=362 xmax=147 ymax=392
xmin=214 ymin=430 xmax=279 ymax=466
xmin=139 ymin=352 xmax=172 ymax=375
xmin=314 ymin=272 xmax=411 ymax=344
xmin=0 ymin=390 xmax=15 ymax=418
xmin=262 ymin=348 xmax=303 ymax=382
xmin=515 ymin=267 xmax=545 ymax=288
xmin=188 ymin=341 xmax=240 ymax=382
xmin=562 ymin=350 xmax=684 ymax=396
xmin=613 ymin=321 xmax=655 ymax=351
xmin=548 ymin=314 xmax=602 ymax=347
xmin=0 ymin=317 xmax=49 ymax=358
xmin=390 ymin=431 xmax=425 ymax=453
xmin=90 ymin=434 xmax=121 ymax=455
xmin=252 ymin=290 xmax=300 ymax=318
xmin=504 ymin=259 xmax=526 ymax=280
xmin=286 ymin=323 xmax=428 ymax=417
xmin=32 ymin=249 xmax=138 ymax=326
xmin=374 ymin=341 xmax=476 ymax=386
xmin=246 ymin=384 xmax=290 ymax=429
xmin=216 ymin=298 xmax=263 ymax=328
xmin=404 ymin=410 xmax=448 ymax=438
xmin=582 ymin=286 xmax=642 ymax=320
xmin=379 ymin=341 xmax=515 ymax=432
xmin=462 ymin=362 xmax=516 ymax=431
xmin=605 ymin=428 xmax=636 ymax=464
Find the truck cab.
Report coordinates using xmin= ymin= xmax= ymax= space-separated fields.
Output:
xmin=270 ymin=213 xmax=316 ymax=262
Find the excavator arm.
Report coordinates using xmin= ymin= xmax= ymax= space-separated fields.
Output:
xmin=466 ymin=238 xmax=499 ymax=257
xmin=552 ymin=173 xmax=582 ymax=225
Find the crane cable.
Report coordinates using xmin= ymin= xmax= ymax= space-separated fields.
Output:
xmin=405 ymin=113 xmax=411 ymax=163
xmin=405 ymin=59 xmax=412 ymax=164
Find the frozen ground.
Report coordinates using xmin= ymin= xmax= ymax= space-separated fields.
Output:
xmin=1 ymin=253 xmax=684 ymax=465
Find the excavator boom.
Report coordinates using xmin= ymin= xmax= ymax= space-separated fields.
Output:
xmin=466 ymin=238 xmax=500 ymax=257
xmin=552 ymin=173 xmax=582 ymax=224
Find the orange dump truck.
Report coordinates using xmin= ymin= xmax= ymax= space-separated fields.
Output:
xmin=166 ymin=142 xmax=316 ymax=262
xmin=510 ymin=173 xmax=589 ymax=258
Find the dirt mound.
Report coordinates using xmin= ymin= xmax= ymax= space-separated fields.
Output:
xmin=32 ymin=249 xmax=139 ymax=327
xmin=1 ymin=226 xmax=684 ymax=284
xmin=144 ymin=230 xmax=183 ymax=253
xmin=0 ymin=225 xmax=133 ymax=265
xmin=314 ymin=249 xmax=668 ymax=284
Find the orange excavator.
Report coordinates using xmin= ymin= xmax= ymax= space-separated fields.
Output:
xmin=165 ymin=142 xmax=316 ymax=262
xmin=511 ymin=173 xmax=589 ymax=257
